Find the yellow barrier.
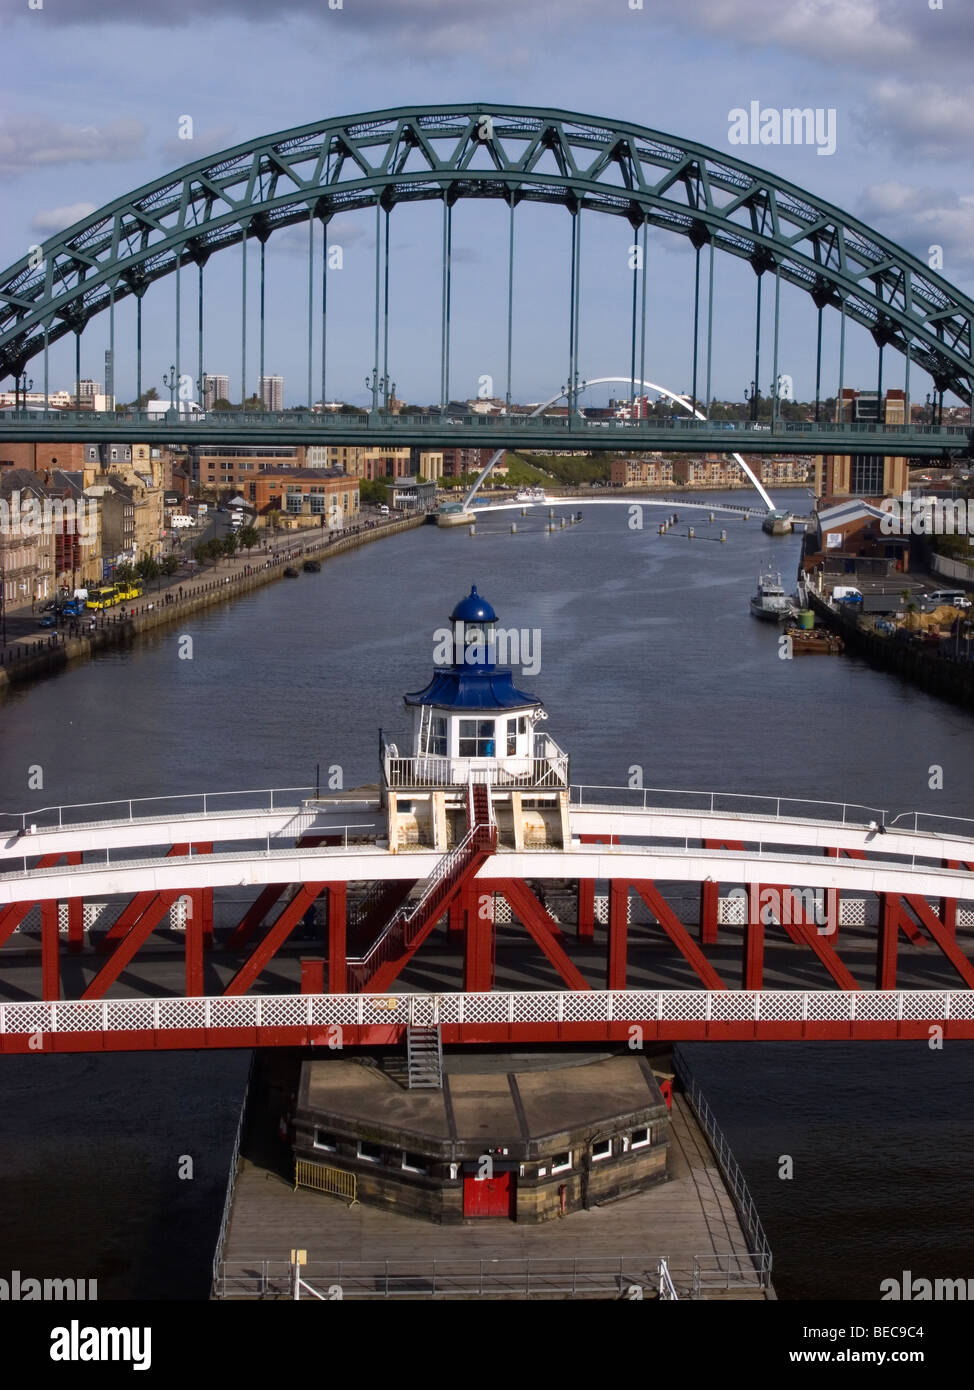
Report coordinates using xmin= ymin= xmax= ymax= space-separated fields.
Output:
xmin=294 ymin=1159 xmax=358 ymax=1206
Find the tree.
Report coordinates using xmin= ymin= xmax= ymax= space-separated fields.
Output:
xmin=238 ymin=525 xmax=258 ymax=553
xmin=194 ymin=539 xmax=219 ymax=566
xmin=136 ymin=555 xmax=161 ymax=582
xmin=114 ymin=562 xmax=136 ymax=585
xmin=160 ymin=555 xmax=180 ymax=576
xmin=360 ymin=479 xmax=389 ymax=505
xmin=211 ymin=397 xmax=235 ymax=411
xmin=133 ymin=388 xmax=159 ymax=409
xmin=266 ymin=507 xmax=283 ymax=532
xmin=221 ymin=533 xmax=238 ymax=560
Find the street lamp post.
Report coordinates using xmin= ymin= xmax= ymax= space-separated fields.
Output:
xmin=163 ymin=364 xmax=177 ymax=412
xmin=744 ymin=381 xmax=759 ymax=422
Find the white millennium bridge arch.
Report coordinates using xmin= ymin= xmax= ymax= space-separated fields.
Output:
xmin=462 ymin=377 xmax=775 ymax=512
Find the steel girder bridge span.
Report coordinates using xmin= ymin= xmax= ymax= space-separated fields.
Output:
xmin=1 ymin=784 xmax=974 ymax=1052
xmin=1 ymin=104 xmax=972 ymax=450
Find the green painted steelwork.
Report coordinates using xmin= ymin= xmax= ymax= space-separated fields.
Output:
xmin=0 ymin=409 xmax=967 ymax=457
xmin=0 ymin=104 xmax=972 ymax=402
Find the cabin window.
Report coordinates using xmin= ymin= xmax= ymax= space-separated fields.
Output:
xmin=313 ymin=1130 xmax=337 ymax=1151
xmin=630 ymin=1127 xmax=651 ymax=1149
xmin=429 ymin=715 xmax=447 ymax=757
xmin=458 ymin=718 xmax=496 ymax=757
xmin=551 ymin=1151 xmax=572 ymax=1174
xmin=506 ymin=717 xmax=518 ymax=756
xmin=357 ymin=1140 xmax=382 ymax=1163
xmin=401 ymin=1152 xmax=428 ymax=1174
xmin=592 ymin=1139 xmax=613 ymax=1162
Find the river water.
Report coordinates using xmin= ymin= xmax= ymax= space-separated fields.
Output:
xmin=1 ymin=493 xmax=973 ymax=1300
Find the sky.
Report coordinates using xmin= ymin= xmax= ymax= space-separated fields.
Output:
xmin=0 ymin=0 xmax=971 ymax=410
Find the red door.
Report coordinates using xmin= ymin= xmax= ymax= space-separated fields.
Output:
xmin=463 ymin=1171 xmax=514 ymax=1218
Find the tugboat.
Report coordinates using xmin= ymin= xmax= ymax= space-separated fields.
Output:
xmin=749 ymin=568 xmax=791 ymax=621
xmin=302 ymin=559 xmax=321 ymax=573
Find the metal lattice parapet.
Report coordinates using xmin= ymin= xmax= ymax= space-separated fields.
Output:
xmin=1 ymin=102 xmax=972 ymax=399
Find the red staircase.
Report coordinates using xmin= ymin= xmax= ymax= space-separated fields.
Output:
xmin=348 ymin=781 xmax=495 ymax=993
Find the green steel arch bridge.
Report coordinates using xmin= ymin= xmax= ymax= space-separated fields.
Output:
xmin=1 ymin=103 xmax=971 ymax=467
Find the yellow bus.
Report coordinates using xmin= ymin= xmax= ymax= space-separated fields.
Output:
xmin=86 ymin=585 xmax=120 ymax=611
xmin=115 ymin=581 xmax=144 ymax=601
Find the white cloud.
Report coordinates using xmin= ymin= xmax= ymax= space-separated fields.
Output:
xmin=859 ymin=182 xmax=974 ymax=276
xmin=0 ymin=115 xmax=145 ymax=174
xmin=158 ymin=124 xmax=236 ymax=166
xmin=31 ymin=202 xmax=98 ymax=233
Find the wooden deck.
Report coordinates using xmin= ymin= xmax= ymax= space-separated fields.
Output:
xmin=215 ymin=1090 xmax=772 ymax=1299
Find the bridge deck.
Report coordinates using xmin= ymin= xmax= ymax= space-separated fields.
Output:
xmin=217 ymin=1081 xmax=767 ymax=1300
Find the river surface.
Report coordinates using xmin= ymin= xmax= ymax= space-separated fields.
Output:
xmin=1 ymin=493 xmax=973 ymax=1299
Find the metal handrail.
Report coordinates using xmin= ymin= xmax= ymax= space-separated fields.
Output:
xmin=347 ymin=824 xmax=494 ymax=984
xmin=212 ymin=1251 xmax=764 ymax=1299
xmin=211 ymin=1054 xmax=254 ymax=1290
xmin=672 ymin=1049 xmax=772 ymax=1285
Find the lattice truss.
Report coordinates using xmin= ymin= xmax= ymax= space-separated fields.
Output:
xmin=1 ymin=104 xmax=971 ymax=396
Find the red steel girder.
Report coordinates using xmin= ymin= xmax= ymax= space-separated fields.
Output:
xmin=464 ymin=883 xmax=494 ymax=993
xmin=903 ymin=894 xmax=974 ymax=989
xmin=757 ymin=883 xmax=859 ymax=991
xmin=227 ymin=883 xmax=289 ymax=948
xmin=224 ymin=883 xmax=327 ymax=996
xmin=41 ymin=900 xmax=59 ymax=1001
xmin=101 ymin=843 xmax=190 ymax=946
xmin=577 ymin=878 xmax=595 ymax=940
xmin=607 ymin=879 xmax=629 ymax=991
xmin=497 ymin=879 xmax=589 ymax=991
xmin=81 ymin=891 xmax=183 ymax=1000
xmin=327 ymin=882 xmax=347 ymax=995
xmin=941 ymin=859 xmax=974 ymax=938
xmin=633 ymin=881 xmax=727 ymax=991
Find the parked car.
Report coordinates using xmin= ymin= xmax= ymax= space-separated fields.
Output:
xmin=927 ymin=590 xmax=972 ymax=609
xmin=38 ymin=614 xmax=57 ymax=628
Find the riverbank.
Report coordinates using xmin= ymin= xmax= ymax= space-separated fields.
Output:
xmin=810 ymin=591 xmax=974 ymax=712
xmin=0 ymin=513 xmax=426 ymax=694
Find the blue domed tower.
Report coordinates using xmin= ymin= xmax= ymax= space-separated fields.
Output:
xmin=381 ymin=586 xmax=570 ymax=852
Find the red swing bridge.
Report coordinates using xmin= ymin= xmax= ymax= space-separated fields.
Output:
xmin=2 ymin=587 xmax=974 ymax=1056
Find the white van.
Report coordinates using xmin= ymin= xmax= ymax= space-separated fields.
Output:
xmin=927 ymin=590 xmax=972 ymax=609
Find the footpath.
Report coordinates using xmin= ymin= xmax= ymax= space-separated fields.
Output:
xmin=0 ymin=512 xmax=427 ymax=692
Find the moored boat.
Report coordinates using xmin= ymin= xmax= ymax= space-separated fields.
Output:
xmin=784 ymin=626 xmax=844 ymax=654
xmin=283 ymin=566 xmax=300 ymax=578
xmin=749 ymin=568 xmax=791 ymax=621
xmin=302 ymin=559 xmax=321 ymax=573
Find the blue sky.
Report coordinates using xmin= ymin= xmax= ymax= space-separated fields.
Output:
xmin=1 ymin=0 xmax=971 ymax=409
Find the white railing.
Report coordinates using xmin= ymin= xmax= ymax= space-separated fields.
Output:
xmin=570 ymin=784 xmax=892 ymax=828
xmin=6 ymin=777 xmax=972 ymax=842
xmin=349 ymin=826 xmax=482 ymax=982
xmin=0 ymin=785 xmax=380 ymax=834
xmin=213 ymin=1253 xmax=727 ymax=1299
xmin=658 ymin=1259 xmax=679 ymax=1301
xmin=3 ymin=990 xmax=973 ymax=1039
xmin=0 ymin=823 xmax=380 ymax=879
xmin=384 ymin=748 xmax=569 ymax=790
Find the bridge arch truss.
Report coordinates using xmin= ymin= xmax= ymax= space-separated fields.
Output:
xmin=1 ymin=103 xmax=972 ymax=404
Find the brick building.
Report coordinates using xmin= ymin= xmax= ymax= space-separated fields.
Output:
xmin=609 ymin=457 xmax=675 ymax=487
xmin=814 ymin=389 xmax=909 ymax=498
xmin=251 ymin=468 xmax=360 ymax=525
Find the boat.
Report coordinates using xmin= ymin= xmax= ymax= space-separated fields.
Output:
xmin=515 ymin=487 xmax=547 ymax=503
xmin=749 ymin=568 xmax=791 ymax=621
xmin=784 ymin=626 xmax=844 ymax=654
xmin=283 ymin=566 xmax=300 ymax=579
xmin=302 ymin=559 xmax=321 ymax=573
